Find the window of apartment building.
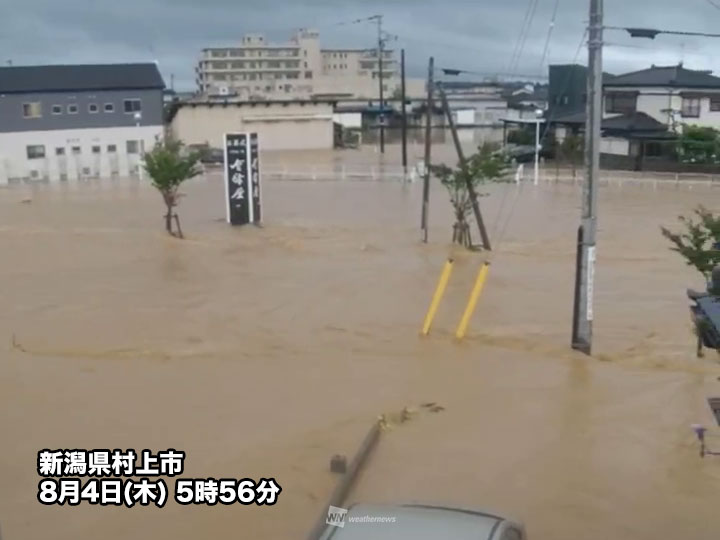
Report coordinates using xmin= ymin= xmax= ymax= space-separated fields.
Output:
xmin=67 ymin=104 xmax=79 ymax=114
xmin=305 ymin=71 xmax=313 ymax=79
xmin=123 ymin=99 xmax=142 ymax=113
xmin=107 ymin=144 xmax=117 ymax=153
xmin=104 ymin=103 xmax=115 ymax=113
xmin=213 ymin=62 xmax=227 ymax=69
xmin=72 ymin=146 xmax=81 ymax=155
xmin=711 ymin=96 xmax=720 ymax=111
xmin=51 ymin=104 xmax=63 ymax=115
xmin=92 ymin=145 xmax=101 ymax=154
xmin=55 ymin=147 xmax=65 ymax=156
xmin=211 ymin=50 xmax=227 ymax=58
xmin=88 ymin=103 xmax=99 ymax=114
xmin=231 ymin=61 xmax=243 ymax=69
xmin=605 ymin=92 xmax=637 ymax=114
xmin=22 ymin=102 xmax=42 ymax=118
xmin=304 ymin=61 xmax=308 ymax=68
xmin=682 ymin=96 xmax=701 ymax=118
xmin=126 ymin=140 xmax=140 ymax=154
xmin=249 ymin=74 xmax=256 ymax=80
xmin=215 ymin=74 xmax=227 ymax=81
xmin=26 ymin=145 xmax=45 ymax=159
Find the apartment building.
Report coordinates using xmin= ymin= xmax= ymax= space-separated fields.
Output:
xmin=0 ymin=63 xmax=165 ymax=184
xmin=195 ymin=29 xmax=399 ymax=100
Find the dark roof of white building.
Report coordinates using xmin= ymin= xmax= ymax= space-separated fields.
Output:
xmin=605 ymin=64 xmax=720 ymax=88
xmin=0 ymin=63 xmax=165 ymax=94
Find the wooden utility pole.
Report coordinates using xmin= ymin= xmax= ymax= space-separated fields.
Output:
xmin=401 ymin=49 xmax=408 ymax=177
xmin=572 ymin=0 xmax=603 ymax=355
xmin=421 ymin=57 xmax=434 ymax=243
xmin=438 ymin=84 xmax=492 ymax=251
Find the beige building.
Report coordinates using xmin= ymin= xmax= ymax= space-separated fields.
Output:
xmin=169 ymin=98 xmax=336 ymax=151
xmin=195 ymin=29 xmax=399 ymax=100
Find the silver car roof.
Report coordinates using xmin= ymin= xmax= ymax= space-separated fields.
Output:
xmin=321 ymin=504 xmax=505 ymax=540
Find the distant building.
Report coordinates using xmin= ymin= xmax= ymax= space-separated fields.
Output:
xmin=195 ymin=29 xmax=406 ymax=100
xmin=168 ymin=97 xmax=336 ymax=151
xmin=0 ymin=63 xmax=165 ymax=183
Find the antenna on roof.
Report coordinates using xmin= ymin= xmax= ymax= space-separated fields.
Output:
xmin=6 ymin=60 xmax=11 ymax=66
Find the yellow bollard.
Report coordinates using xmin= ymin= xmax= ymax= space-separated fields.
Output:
xmin=421 ymin=258 xmax=455 ymax=336
xmin=455 ymin=262 xmax=490 ymax=340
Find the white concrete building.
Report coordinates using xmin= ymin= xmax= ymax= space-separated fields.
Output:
xmin=169 ymin=98 xmax=336 ymax=151
xmin=195 ymin=29 xmax=401 ymax=100
xmin=0 ymin=63 xmax=165 ymax=184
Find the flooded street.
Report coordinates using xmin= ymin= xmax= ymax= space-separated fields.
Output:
xmin=1 ymin=162 xmax=719 ymax=539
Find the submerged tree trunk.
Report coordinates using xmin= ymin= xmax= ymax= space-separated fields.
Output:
xmin=165 ymin=204 xmax=173 ymax=235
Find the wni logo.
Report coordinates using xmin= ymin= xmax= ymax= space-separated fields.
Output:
xmin=326 ymin=505 xmax=349 ymax=528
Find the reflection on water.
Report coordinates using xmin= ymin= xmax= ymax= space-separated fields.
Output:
xmin=1 ymin=170 xmax=719 ymax=540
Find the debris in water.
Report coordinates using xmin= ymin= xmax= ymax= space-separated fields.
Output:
xmin=20 ymin=198 xmax=32 ymax=204
xmin=428 ymin=405 xmax=445 ymax=413
xmin=421 ymin=402 xmax=437 ymax=409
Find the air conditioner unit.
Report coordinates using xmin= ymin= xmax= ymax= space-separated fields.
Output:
xmin=29 ymin=170 xmax=39 ymax=179
xmin=219 ymin=86 xmax=230 ymax=96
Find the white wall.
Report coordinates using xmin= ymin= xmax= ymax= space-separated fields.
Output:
xmin=606 ymin=86 xmax=720 ymax=131
xmin=600 ymin=137 xmax=630 ymax=156
xmin=333 ymin=112 xmax=362 ymax=129
xmin=171 ymin=103 xmax=334 ymax=151
xmin=0 ymin=125 xmax=163 ymax=184
xmin=456 ymin=109 xmax=476 ymax=126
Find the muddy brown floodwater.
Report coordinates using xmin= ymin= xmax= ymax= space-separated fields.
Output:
xmin=1 ymin=164 xmax=719 ymax=540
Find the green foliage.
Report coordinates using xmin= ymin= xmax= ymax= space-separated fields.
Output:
xmin=144 ymin=138 xmax=202 ymax=237
xmin=661 ymin=206 xmax=720 ymax=279
xmin=507 ymin=129 xmax=534 ymax=146
xmin=144 ymin=138 xmax=202 ymax=196
xmin=430 ymin=143 xmax=510 ymax=247
xmin=676 ymin=125 xmax=720 ymax=164
xmin=559 ymin=133 xmax=584 ymax=162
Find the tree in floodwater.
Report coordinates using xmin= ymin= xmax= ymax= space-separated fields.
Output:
xmin=559 ymin=133 xmax=584 ymax=179
xmin=144 ymin=138 xmax=202 ymax=239
xmin=430 ymin=143 xmax=509 ymax=248
xmin=661 ymin=206 xmax=720 ymax=282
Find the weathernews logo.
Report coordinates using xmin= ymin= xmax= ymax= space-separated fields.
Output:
xmin=326 ymin=506 xmax=349 ymax=528
xmin=326 ymin=506 xmax=398 ymax=528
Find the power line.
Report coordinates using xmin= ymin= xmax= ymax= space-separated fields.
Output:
xmin=705 ymin=0 xmax=720 ymax=10
xmin=511 ymin=0 xmax=541 ymax=75
xmin=508 ymin=0 xmax=539 ymax=73
xmin=539 ymin=0 xmax=561 ymax=71
xmin=606 ymin=25 xmax=720 ymax=39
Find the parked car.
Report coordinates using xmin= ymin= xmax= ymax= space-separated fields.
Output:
xmin=318 ymin=504 xmax=527 ymax=540
xmin=187 ymin=144 xmax=224 ymax=165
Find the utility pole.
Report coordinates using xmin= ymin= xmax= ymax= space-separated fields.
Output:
xmin=376 ymin=14 xmax=385 ymax=154
xmin=572 ymin=0 xmax=603 ymax=355
xmin=421 ymin=57 xmax=434 ymax=243
xmin=438 ymin=84 xmax=492 ymax=250
xmin=401 ymin=49 xmax=408 ymax=178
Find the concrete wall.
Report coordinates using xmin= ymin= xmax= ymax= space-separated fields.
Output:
xmin=170 ymin=102 xmax=334 ymax=151
xmin=0 ymin=89 xmax=163 ymax=133
xmin=0 ymin=125 xmax=163 ymax=184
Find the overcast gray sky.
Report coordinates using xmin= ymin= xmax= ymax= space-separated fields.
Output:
xmin=2 ymin=0 xmax=720 ymax=90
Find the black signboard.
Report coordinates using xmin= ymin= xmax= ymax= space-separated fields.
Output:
xmin=250 ymin=133 xmax=262 ymax=224
xmin=224 ymin=133 xmax=262 ymax=226
xmin=224 ymin=133 xmax=250 ymax=226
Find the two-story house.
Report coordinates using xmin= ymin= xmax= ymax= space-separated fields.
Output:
xmin=0 ymin=63 xmax=165 ymax=183
xmin=601 ymin=63 xmax=720 ymax=157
